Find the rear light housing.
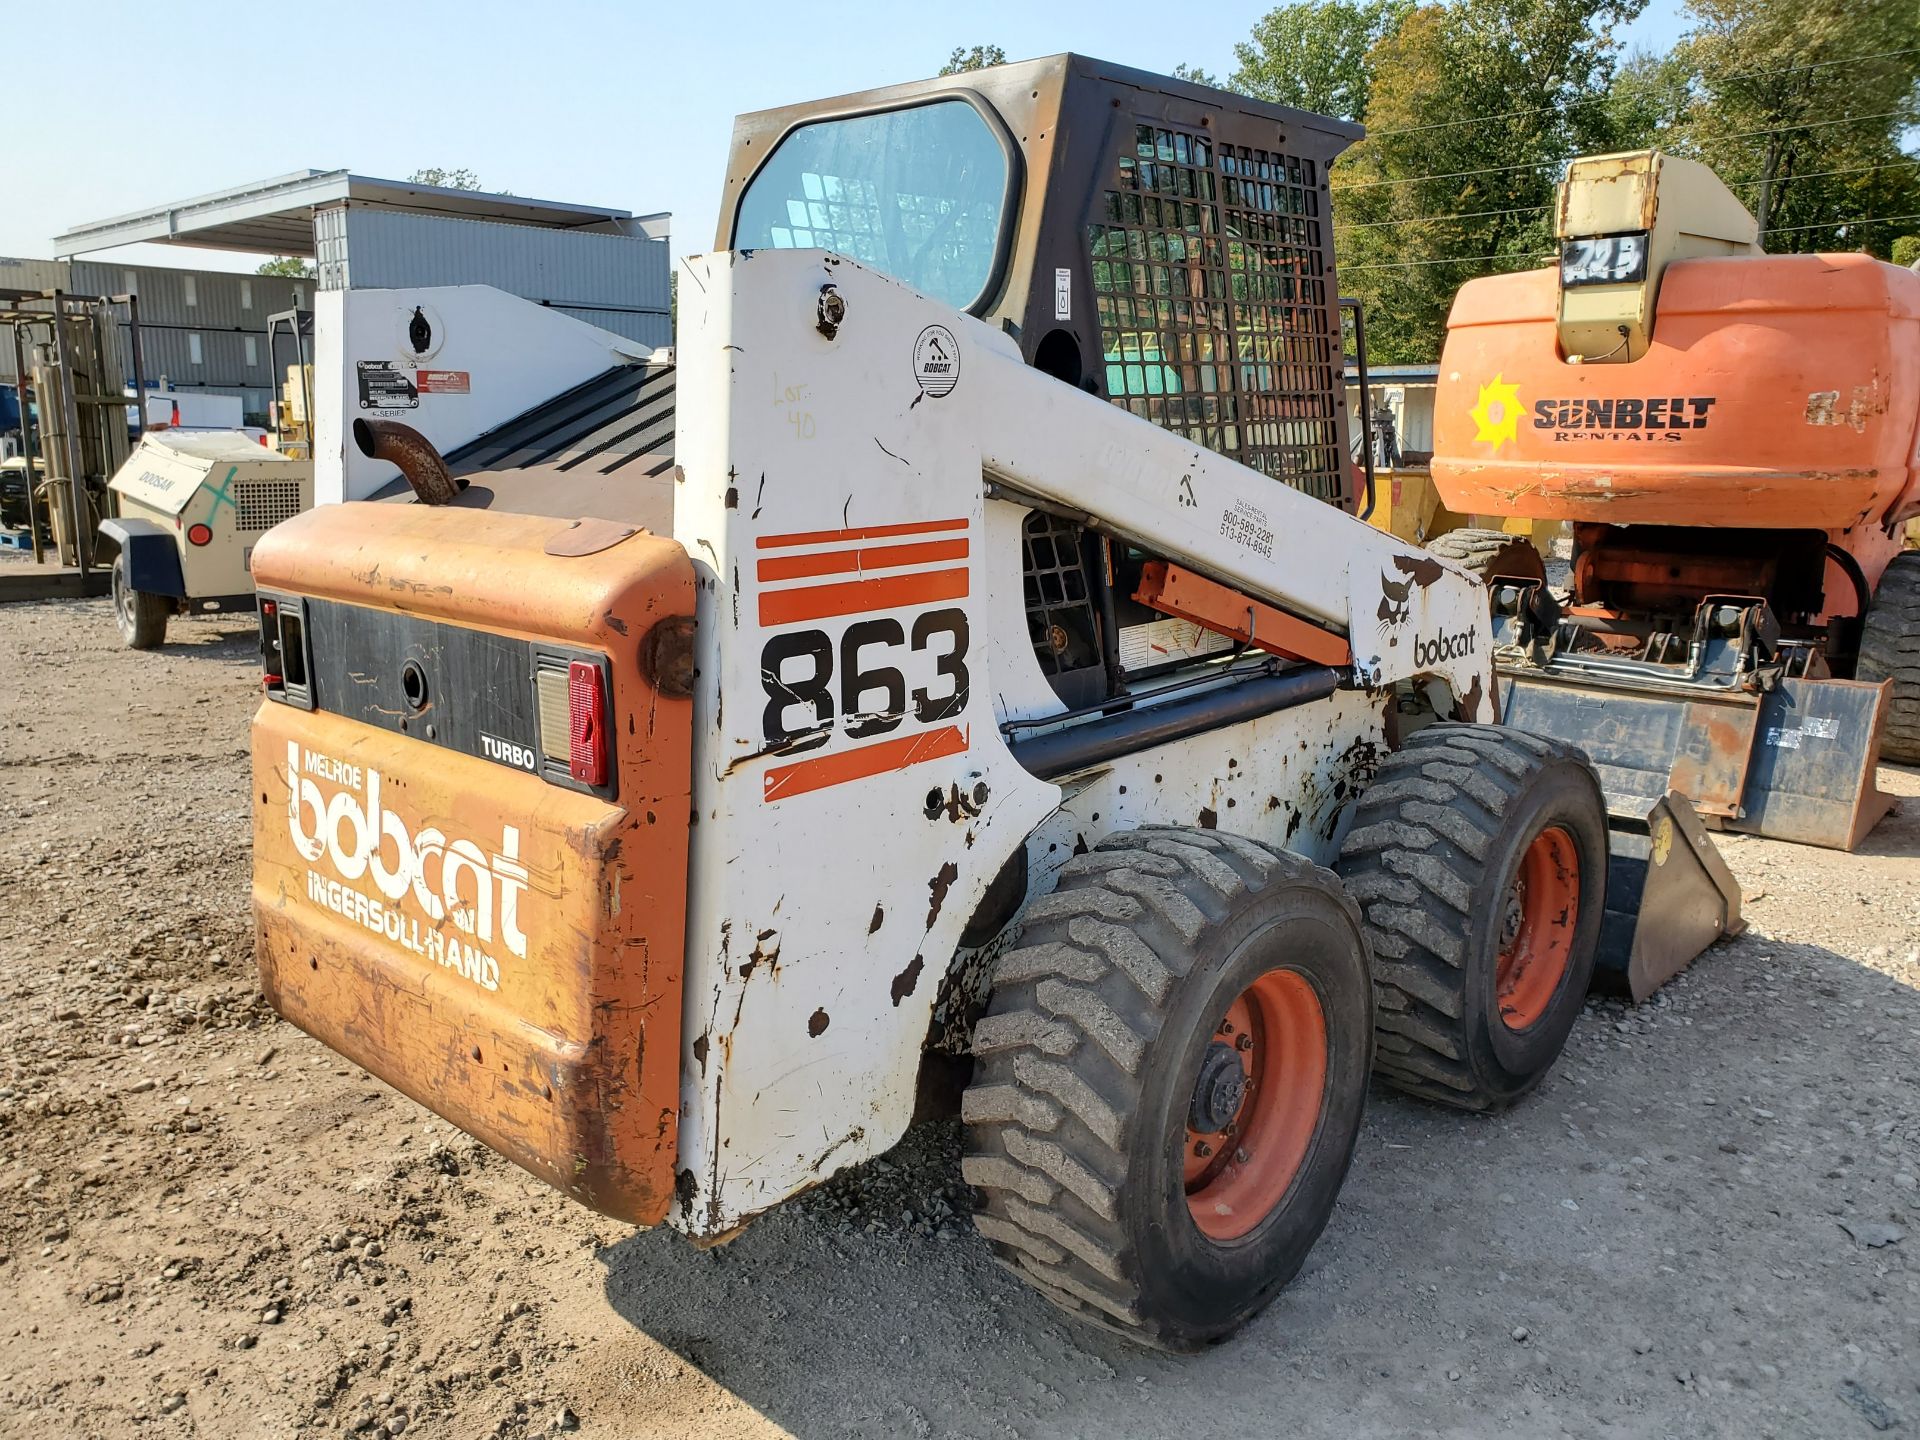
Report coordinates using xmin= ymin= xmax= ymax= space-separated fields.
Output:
xmin=187 ymin=522 xmax=213 ymax=546
xmin=567 ymin=660 xmax=608 ymax=787
xmin=534 ymin=655 xmax=615 ymax=794
xmin=257 ymin=592 xmax=312 ymax=709
xmin=259 ymin=596 xmax=615 ymax=794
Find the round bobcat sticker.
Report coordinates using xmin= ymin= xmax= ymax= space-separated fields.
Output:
xmin=913 ymin=324 xmax=961 ymax=398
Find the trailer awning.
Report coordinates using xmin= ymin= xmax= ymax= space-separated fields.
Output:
xmin=53 ymin=171 xmax=670 ymax=258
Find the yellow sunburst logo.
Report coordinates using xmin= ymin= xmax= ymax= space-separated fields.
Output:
xmin=1471 ymin=374 xmax=1523 ymax=450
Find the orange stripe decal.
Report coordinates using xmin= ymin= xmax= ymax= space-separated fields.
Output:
xmin=764 ymin=725 xmax=969 ymax=802
xmin=757 ymin=518 xmax=967 ymax=550
xmin=758 ymin=568 xmax=967 ymax=626
xmin=757 ymin=538 xmax=969 ymax=582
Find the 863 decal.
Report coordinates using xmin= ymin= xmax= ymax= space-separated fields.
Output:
xmin=762 ymin=608 xmax=969 ymax=752
xmin=751 ymin=517 xmax=974 ymax=801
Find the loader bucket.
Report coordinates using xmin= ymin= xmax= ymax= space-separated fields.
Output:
xmin=1722 ymin=678 xmax=1896 ymax=850
xmin=1499 ymin=672 xmax=1895 ymax=852
xmin=1594 ymin=793 xmax=1744 ymax=1002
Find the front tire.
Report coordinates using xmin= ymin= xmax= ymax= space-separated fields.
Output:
xmin=1857 ymin=551 xmax=1920 ymax=764
xmin=962 ymin=826 xmax=1373 ymax=1351
xmin=1336 ymin=724 xmax=1606 ymax=1111
xmin=111 ymin=554 xmax=170 ymax=650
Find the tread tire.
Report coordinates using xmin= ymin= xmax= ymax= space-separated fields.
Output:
xmin=1335 ymin=723 xmax=1606 ymax=1111
xmin=1428 ymin=528 xmax=1547 ymax=586
xmin=1857 ymin=552 xmax=1920 ymax=764
xmin=111 ymin=554 xmax=169 ymax=650
xmin=962 ymin=826 xmax=1373 ymax=1351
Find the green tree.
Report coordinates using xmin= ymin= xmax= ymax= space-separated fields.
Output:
xmin=1172 ymin=63 xmax=1220 ymax=86
xmin=407 ymin=167 xmax=486 ymax=191
xmin=1602 ymin=47 xmax=1697 ymax=149
xmin=939 ymin=45 xmax=1006 ymax=75
xmin=255 ymin=256 xmax=313 ymax=278
xmin=1663 ymin=0 xmax=1920 ymax=253
xmin=1894 ymin=235 xmax=1920 ymax=268
xmin=1334 ymin=0 xmax=1646 ymax=361
xmin=1230 ymin=0 xmax=1413 ymax=120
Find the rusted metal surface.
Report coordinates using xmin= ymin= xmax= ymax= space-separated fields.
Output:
xmin=1665 ymin=699 xmax=1760 ymax=818
xmin=250 ymin=503 xmax=695 ymax=1224
xmin=1497 ymin=665 xmax=1893 ymax=851
xmin=353 ymin=418 xmax=461 ymax=506
xmin=1554 ymin=151 xmax=1660 ymax=236
xmin=1723 ymin=677 xmax=1896 ymax=850
xmin=1133 ymin=560 xmax=1352 ymax=667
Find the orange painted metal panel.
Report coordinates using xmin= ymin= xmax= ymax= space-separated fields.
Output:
xmin=756 ymin=517 xmax=968 ymax=548
xmin=755 ymin=537 xmax=969 ymax=582
xmin=757 ymin=567 xmax=969 ymax=626
xmin=1432 ymin=254 xmax=1920 ymax=538
xmin=1133 ymin=560 xmax=1352 ymax=667
xmin=250 ymin=503 xmax=694 ymax=1225
xmin=762 ymin=723 xmax=970 ymax=802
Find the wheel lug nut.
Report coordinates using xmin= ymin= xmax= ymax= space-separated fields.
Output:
xmin=1235 ymin=1148 xmax=1250 ymax=1164
xmin=1235 ymin=1033 xmax=1254 ymax=1052
xmin=1194 ymin=1140 xmax=1212 ymax=1157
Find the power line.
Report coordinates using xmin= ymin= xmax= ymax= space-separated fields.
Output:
xmin=1717 ymin=109 xmax=1913 ymax=147
xmin=1337 ymin=210 xmax=1920 ymax=273
xmin=1729 ymin=157 xmax=1920 ymax=188
xmin=1362 ymin=46 xmax=1920 ymax=140
xmin=1333 ymin=110 xmax=1915 ymax=192
xmin=1339 ymin=252 xmax=1547 ymax=273
xmin=1333 ymin=157 xmax=1564 ymax=192
xmin=1331 ymin=159 xmax=1919 ymax=233
xmin=1335 ymin=202 xmax=1552 ymax=231
xmin=1765 ymin=210 xmax=1920 ymax=235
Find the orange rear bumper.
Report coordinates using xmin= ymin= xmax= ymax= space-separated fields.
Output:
xmin=249 ymin=504 xmax=693 ymax=1225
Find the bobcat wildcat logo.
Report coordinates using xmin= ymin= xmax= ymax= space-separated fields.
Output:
xmin=285 ymin=744 xmax=527 ymax=990
xmin=1378 ymin=572 xmax=1412 ymax=628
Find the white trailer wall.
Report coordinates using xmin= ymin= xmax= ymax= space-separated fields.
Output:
xmin=313 ymin=284 xmax=651 ymax=504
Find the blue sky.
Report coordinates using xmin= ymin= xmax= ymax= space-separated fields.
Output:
xmin=5 ymin=0 xmax=1690 ymax=274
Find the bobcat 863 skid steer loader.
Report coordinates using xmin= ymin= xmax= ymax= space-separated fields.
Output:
xmin=248 ymin=57 xmax=1725 ymax=1350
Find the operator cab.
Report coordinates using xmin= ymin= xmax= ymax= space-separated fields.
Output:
xmin=722 ymin=54 xmax=1363 ymax=706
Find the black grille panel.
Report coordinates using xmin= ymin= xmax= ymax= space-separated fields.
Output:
xmin=1090 ymin=123 xmax=1345 ymax=505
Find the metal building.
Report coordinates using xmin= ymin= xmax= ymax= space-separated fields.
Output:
xmin=2 ymin=257 xmax=311 ymax=422
xmin=54 ymin=171 xmax=672 ymax=348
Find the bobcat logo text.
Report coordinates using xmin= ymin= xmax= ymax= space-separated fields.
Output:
xmin=285 ymin=743 xmax=527 ymax=991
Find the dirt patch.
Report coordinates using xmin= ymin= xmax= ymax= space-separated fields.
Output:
xmin=0 ymin=595 xmax=1915 ymax=1439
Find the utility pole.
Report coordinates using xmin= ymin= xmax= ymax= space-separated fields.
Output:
xmin=1754 ymin=131 xmax=1781 ymax=247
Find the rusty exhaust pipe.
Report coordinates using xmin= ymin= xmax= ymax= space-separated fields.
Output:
xmin=353 ymin=418 xmax=463 ymax=506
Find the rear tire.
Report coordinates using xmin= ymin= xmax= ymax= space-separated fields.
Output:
xmin=111 ymin=554 xmax=169 ymax=650
xmin=962 ymin=826 xmax=1373 ymax=1351
xmin=1428 ymin=528 xmax=1547 ymax=586
xmin=1857 ymin=552 xmax=1920 ymax=764
xmin=1336 ymin=724 xmax=1606 ymax=1111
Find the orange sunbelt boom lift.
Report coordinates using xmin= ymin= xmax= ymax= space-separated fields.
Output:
xmin=1427 ymin=151 xmax=1920 ymax=991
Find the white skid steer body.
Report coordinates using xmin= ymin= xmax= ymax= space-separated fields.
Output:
xmin=669 ymin=248 xmax=1495 ymax=1236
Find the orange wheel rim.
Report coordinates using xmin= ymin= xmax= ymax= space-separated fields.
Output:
xmin=1183 ymin=968 xmax=1327 ymax=1242
xmin=1494 ymin=825 xmax=1580 ymax=1031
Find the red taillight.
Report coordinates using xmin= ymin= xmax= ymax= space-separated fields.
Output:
xmin=261 ymin=599 xmax=277 ymax=617
xmin=187 ymin=523 xmax=213 ymax=546
xmin=568 ymin=661 xmax=608 ymax=787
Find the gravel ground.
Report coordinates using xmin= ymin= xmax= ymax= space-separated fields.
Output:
xmin=0 ymin=592 xmax=1915 ymax=1440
